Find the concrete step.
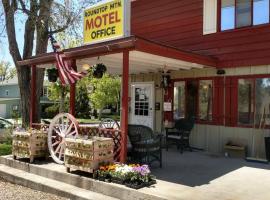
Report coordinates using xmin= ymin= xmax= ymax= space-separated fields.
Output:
xmin=0 ymin=164 xmax=118 ymax=200
xmin=0 ymin=156 xmax=165 ymax=200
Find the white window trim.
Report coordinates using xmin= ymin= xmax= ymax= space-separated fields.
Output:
xmin=203 ymin=0 xmax=218 ymax=35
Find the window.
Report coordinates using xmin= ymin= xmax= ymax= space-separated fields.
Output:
xmin=221 ymin=0 xmax=235 ymax=30
xmin=199 ymin=80 xmax=213 ymax=121
xmin=238 ymin=79 xmax=254 ymax=125
xmin=173 ymin=79 xmax=215 ymax=123
xmin=221 ymin=0 xmax=270 ymax=31
xmin=237 ymin=77 xmax=270 ymax=126
xmin=173 ymin=81 xmax=185 ymax=120
xmin=236 ymin=0 xmax=252 ymax=28
xmin=134 ymin=87 xmax=149 ymax=116
xmin=254 ymin=0 xmax=270 ymax=25
xmin=255 ymin=78 xmax=270 ymax=125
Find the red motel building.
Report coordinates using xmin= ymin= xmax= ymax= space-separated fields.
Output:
xmin=19 ymin=0 xmax=270 ymax=161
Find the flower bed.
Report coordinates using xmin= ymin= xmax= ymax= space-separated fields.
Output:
xmin=95 ymin=163 xmax=156 ymax=189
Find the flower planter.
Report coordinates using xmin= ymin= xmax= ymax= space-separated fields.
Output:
xmin=125 ymin=182 xmax=145 ymax=190
xmin=111 ymin=177 xmax=124 ymax=185
xmin=64 ymin=137 xmax=114 ymax=173
xmin=12 ymin=130 xmax=48 ymax=163
xmin=224 ymin=144 xmax=246 ymax=159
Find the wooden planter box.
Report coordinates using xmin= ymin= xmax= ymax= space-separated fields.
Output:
xmin=64 ymin=136 xmax=114 ymax=173
xmin=224 ymin=145 xmax=247 ymax=159
xmin=12 ymin=130 xmax=48 ymax=163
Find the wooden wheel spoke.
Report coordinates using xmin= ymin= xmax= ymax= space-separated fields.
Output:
xmin=52 ymin=140 xmax=60 ymax=147
xmin=67 ymin=129 xmax=76 ymax=136
xmin=53 ymin=127 xmax=61 ymax=136
xmin=48 ymin=113 xmax=78 ymax=165
xmin=58 ymin=144 xmax=64 ymax=159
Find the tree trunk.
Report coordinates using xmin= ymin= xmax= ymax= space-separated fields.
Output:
xmin=34 ymin=0 xmax=53 ymax=122
xmin=98 ymin=109 xmax=103 ymax=120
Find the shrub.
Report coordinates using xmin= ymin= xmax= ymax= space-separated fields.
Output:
xmin=0 ymin=143 xmax=12 ymax=156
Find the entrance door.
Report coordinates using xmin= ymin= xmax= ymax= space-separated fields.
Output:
xmin=129 ymin=82 xmax=155 ymax=129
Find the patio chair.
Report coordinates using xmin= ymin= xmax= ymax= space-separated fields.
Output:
xmin=166 ymin=118 xmax=195 ymax=153
xmin=128 ymin=125 xmax=162 ymax=168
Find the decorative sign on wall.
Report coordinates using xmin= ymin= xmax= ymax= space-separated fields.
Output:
xmin=83 ymin=0 xmax=130 ymax=44
xmin=164 ymin=102 xmax=172 ymax=112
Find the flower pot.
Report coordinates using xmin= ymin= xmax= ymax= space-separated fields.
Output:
xmin=92 ymin=63 xmax=107 ymax=79
xmin=93 ymin=71 xmax=104 ymax=79
xmin=47 ymin=69 xmax=58 ymax=82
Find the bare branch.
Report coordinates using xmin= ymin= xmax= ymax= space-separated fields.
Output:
xmin=18 ymin=0 xmax=31 ymax=15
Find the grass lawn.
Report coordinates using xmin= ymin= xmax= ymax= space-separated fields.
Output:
xmin=0 ymin=143 xmax=12 ymax=156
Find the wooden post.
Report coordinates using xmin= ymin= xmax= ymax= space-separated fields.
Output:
xmin=120 ymin=50 xmax=129 ymax=163
xmin=70 ymin=60 xmax=76 ymax=116
xmin=70 ymin=83 xmax=76 ymax=116
xmin=30 ymin=65 xmax=36 ymax=128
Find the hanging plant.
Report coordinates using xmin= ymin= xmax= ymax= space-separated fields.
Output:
xmin=92 ymin=63 xmax=107 ymax=78
xmin=161 ymin=74 xmax=171 ymax=89
xmin=47 ymin=68 xmax=58 ymax=82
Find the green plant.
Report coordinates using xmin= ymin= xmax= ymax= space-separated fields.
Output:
xmin=44 ymin=105 xmax=60 ymax=118
xmin=47 ymin=68 xmax=58 ymax=82
xmin=91 ymin=63 xmax=107 ymax=78
xmin=0 ymin=143 xmax=12 ymax=156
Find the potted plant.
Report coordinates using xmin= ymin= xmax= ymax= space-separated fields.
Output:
xmin=92 ymin=63 xmax=107 ymax=78
xmin=47 ymin=68 xmax=58 ymax=82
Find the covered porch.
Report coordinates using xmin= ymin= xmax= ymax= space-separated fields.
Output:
xmin=18 ymin=36 xmax=217 ymax=162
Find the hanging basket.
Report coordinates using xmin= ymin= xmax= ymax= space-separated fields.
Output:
xmin=47 ymin=68 xmax=58 ymax=82
xmin=161 ymin=74 xmax=171 ymax=89
xmin=92 ymin=63 xmax=107 ymax=79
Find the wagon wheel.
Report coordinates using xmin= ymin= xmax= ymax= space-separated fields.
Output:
xmin=48 ymin=113 xmax=79 ymax=164
xmin=99 ymin=118 xmax=120 ymax=130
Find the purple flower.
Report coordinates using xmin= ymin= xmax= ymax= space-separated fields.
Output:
xmin=132 ymin=165 xmax=150 ymax=176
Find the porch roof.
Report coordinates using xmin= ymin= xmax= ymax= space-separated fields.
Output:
xmin=17 ymin=36 xmax=217 ymax=74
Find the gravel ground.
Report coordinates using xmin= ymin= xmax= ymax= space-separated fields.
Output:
xmin=0 ymin=177 xmax=69 ymax=200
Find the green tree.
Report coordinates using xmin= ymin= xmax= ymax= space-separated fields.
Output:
xmin=75 ymin=79 xmax=91 ymax=118
xmin=89 ymin=74 xmax=121 ymax=119
xmin=0 ymin=60 xmax=16 ymax=81
xmin=48 ymin=81 xmax=69 ymax=113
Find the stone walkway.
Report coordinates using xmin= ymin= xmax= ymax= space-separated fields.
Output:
xmin=0 ymin=177 xmax=69 ymax=200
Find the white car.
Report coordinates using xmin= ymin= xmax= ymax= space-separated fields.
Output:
xmin=0 ymin=118 xmax=13 ymax=143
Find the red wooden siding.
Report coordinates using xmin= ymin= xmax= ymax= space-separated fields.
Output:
xmin=131 ymin=0 xmax=270 ymax=68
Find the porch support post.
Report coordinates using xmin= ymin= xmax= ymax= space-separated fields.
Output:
xmin=70 ymin=60 xmax=76 ymax=116
xmin=70 ymin=83 xmax=76 ymax=116
xmin=30 ymin=65 xmax=36 ymax=128
xmin=120 ymin=50 xmax=129 ymax=163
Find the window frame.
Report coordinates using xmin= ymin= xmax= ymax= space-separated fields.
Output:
xmin=218 ymin=0 xmax=270 ymax=32
xmin=228 ymin=74 xmax=270 ymax=128
xmin=172 ymin=77 xmax=218 ymax=125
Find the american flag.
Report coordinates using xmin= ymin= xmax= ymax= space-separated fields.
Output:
xmin=49 ymin=34 xmax=88 ymax=85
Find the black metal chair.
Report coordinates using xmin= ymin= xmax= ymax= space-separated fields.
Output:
xmin=128 ymin=125 xmax=162 ymax=168
xmin=166 ymin=118 xmax=195 ymax=153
